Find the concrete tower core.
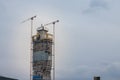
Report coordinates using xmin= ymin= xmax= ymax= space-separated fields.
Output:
xmin=32 ymin=26 xmax=53 ymax=80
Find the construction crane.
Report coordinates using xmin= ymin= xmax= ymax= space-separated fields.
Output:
xmin=51 ymin=20 xmax=59 ymax=80
xmin=38 ymin=20 xmax=59 ymax=80
xmin=21 ymin=15 xmax=37 ymax=23
xmin=32 ymin=20 xmax=59 ymax=80
xmin=37 ymin=20 xmax=59 ymax=30
xmin=21 ymin=15 xmax=37 ymax=39
xmin=21 ymin=15 xmax=37 ymax=80
xmin=43 ymin=20 xmax=59 ymax=27
xmin=44 ymin=20 xmax=59 ymax=80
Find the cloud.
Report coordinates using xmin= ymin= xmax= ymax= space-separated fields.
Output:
xmin=56 ymin=62 xmax=120 ymax=80
xmin=83 ymin=0 xmax=108 ymax=14
xmin=102 ymin=62 xmax=120 ymax=80
xmin=90 ymin=0 xmax=108 ymax=8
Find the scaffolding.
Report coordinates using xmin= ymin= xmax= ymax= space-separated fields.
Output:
xmin=32 ymin=27 xmax=53 ymax=80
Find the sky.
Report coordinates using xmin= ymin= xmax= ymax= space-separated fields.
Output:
xmin=0 ymin=0 xmax=120 ymax=80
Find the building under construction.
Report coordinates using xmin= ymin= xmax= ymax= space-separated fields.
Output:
xmin=32 ymin=26 xmax=53 ymax=80
xmin=22 ymin=16 xmax=59 ymax=80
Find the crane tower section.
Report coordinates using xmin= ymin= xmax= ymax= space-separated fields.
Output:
xmin=32 ymin=26 xmax=53 ymax=80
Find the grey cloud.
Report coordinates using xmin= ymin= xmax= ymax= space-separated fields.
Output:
xmin=102 ymin=62 xmax=120 ymax=80
xmin=82 ymin=0 xmax=108 ymax=14
xmin=56 ymin=62 xmax=120 ymax=80
xmin=90 ymin=0 xmax=108 ymax=8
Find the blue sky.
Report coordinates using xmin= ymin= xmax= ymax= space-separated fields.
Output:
xmin=0 ymin=0 xmax=120 ymax=80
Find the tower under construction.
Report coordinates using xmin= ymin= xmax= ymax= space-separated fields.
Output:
xmin=22 ymin=16 xmax=59 ymax=80
xmin=32 ymin=26 xmax=53 ymax=80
